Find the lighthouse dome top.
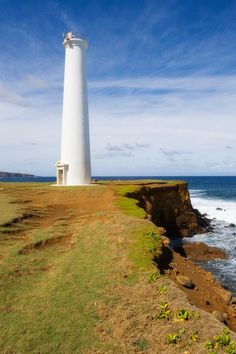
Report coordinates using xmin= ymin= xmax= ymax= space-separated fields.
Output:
xmin=63 ymin=31 xmax=88 ymax=48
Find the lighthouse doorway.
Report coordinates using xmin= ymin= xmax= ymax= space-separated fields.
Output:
xmin=58 ymin=169 xmax=63 ymax=185
xmin=55 ymin=161 xmax=68 ymax=186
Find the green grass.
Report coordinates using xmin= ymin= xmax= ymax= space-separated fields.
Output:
xmin=31 ymin=221 xmax=67 ymax=244
xmin=115 ymin=185 xmax=147 ymax=219
xmin=0 ymin=221 xmax=123 ymax=353
xmin=1 ymin=181 xmax=195 ymax=353
xmin=129 ymin=225 xmax=162 ymax=271
xmin=98 ymin=179 xmax=182 ymax=186
xmin=115 ymin=184 xmax=163 ymax=271
xmin=0 ymin=183 xmax=162 ymax=353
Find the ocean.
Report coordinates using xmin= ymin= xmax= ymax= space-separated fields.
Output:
xmin=1 ymin=175 xmax=236 ymax=294
xmin=184 ymin=176 xmax=236 ymax=295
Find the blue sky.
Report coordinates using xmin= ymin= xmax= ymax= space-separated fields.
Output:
xmin=0 ymin=0 xmax=236 ymax=176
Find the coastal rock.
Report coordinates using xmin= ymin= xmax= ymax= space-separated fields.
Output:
xmin=212 ymin=310 xmax=225 ymax=323
xmin=218 ymin=290 xmax=232 ymax=305
xmin=127 ymin=182 xmax=210 ymax=238
xmin=173 ymin=268 xmax=179 ymax=275
xmin=225 ymin=223 xmax=236 ymax=228
xmin=193 ymin=208 xmax=211 ymax=229
xmin=176 ymin=275 xmax=194 ymax=289
xmin=223 ymin=313 xmax=228 ymax=320
xmin=178 ymin=242 xmax=227 ymax=262
xmin=216 ymin=207 xmax=223 ymax=211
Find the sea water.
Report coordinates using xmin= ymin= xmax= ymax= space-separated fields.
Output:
xmin=185 ymin=177 xmax=236 ymax=295
xmin=1 ymin=175 xmax=236 ymax=294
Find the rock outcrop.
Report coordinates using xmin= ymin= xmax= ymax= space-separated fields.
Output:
xmin=176 ymin=274 xmax=194 ymax=288
xmin=127 ymin=182 xmax=210 ymax=238
xmin=176 ymin=241 xmax=228 ymax=261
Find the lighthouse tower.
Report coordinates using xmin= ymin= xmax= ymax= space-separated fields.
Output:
xmin=56 ymin=32 xmax=91 ymax=186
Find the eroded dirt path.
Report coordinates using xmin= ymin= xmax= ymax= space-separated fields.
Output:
xmin=0 ymin=184 xmax=114 ymax=252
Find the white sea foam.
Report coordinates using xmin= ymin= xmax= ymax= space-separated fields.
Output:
xmin=190 ymin=191 xmax=236 ymax=225
xmin=187 ymin=190 xmax=236 ymax=294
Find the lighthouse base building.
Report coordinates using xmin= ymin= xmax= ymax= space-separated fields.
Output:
xmin=56 ymin=31 xmax=91 ymax=186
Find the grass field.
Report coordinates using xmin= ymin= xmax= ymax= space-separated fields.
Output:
xmin=0 ymin=181 xmax=235 ymax=353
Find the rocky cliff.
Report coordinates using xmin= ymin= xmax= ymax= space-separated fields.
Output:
xmin=127 ymin=182 xmax=209 ymax=238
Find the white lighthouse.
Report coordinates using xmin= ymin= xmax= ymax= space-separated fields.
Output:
xmin=56 ymin=32 xmax=91 ymax=186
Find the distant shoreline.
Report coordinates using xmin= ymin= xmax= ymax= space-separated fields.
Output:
xmin=0 ymin=172 xmax=35 ymax=178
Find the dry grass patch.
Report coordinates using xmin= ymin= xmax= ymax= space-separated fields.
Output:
xmin=1 ymin=182 xmax=236 ymax=354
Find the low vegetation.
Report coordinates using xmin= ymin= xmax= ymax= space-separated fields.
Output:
xmin=156 ymin=284 xmax=168 ymax=294
xmin=166 ymin=329 xmax=185 ymax=345
xmin=1 ymin=181 xmax=236 ymax=353
xmin=115 ymin=185 xmax=147 ymax=219
xmin=205 ymin=329 xmax=236 ymax=354
xmin=129 ymin=226 xmax=163 ymax=271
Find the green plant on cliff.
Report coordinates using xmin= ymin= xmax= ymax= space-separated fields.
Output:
xmin=227 ymin=345 xmax=236 ymax=354
xmin=190 ymin=330 xmax=200 ymax=342
xmin=205 ymin=341 xmax=214 ymax=350
xmin=204 ymin=329 xmax=236 ymax=354
xmin=166 ymin=329 xmax=185 ymax=345
xmin=148 ymin=272 xmax=158 ymax=283
xmin=173 ymin=308 xmax=197 ymax=322
xmin=214 ymin=329 xmax=232 ymax=347
xmin=166 ymin=333 xmax=179 ymax=345
xmin=156 ymin=285 xmax=167 ymax=294
xmin=155 ymin=301 xmax=172 ymax=320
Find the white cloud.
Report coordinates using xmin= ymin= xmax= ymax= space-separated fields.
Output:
xmin=0 ymin=0 xmax=235 ymax=176
xmin=1 ymin=71 xmax=236 ymax=176
xmin=89 ymin=74 xmax=236 ymax=176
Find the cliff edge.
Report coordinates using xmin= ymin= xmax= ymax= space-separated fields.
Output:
xmin=127 ymin=181 xmax=210 ymax=237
